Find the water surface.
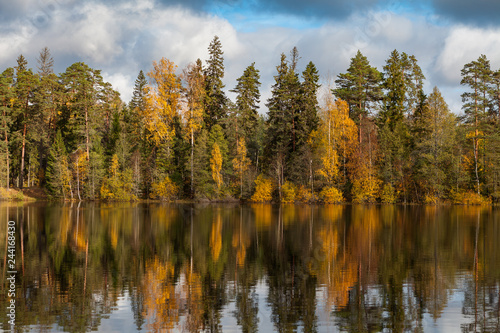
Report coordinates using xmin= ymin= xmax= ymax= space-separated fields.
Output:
xmin=0 ymin=203 xmax=499 ymax=332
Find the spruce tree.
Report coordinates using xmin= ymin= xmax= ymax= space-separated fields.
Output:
xmin=412 ymin=87 xmax=457 ymax=200
xmin=37 ymin=47 xmax=54 ymax=77
xmin=264 ymin=53 xmax=292 ymax=198
xmin=35 ymin=47 xmax=60 ymax=184
xmin=299 ymin=61 xmax=320 ymax=144
xmin=378 ymin=50 xmax=424 ymax=202
xmin=46 ymin=130 xmax=71 ymax=198
xmin=231 ymin=62 xmax=261 ymax=143
xmin=129 ymin=70 xmax=147 ymax=111
xmin=204 ymin=36 xmax=227 ymax=129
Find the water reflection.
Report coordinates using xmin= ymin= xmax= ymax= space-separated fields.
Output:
xmin=0 ymin=203 xmax=499 ymax=332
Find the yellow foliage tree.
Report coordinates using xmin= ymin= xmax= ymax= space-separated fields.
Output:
xmin=182 ymin=60 xmax=205 ymax=196
xmin=251 ymin=174 xmax=273 ymax=202
xmin=380 ymin=183 xmax=397 ymax=203
xmin=320 ymin=186 xmax=343 ymax=203
xmin=73 ymin=149 xmax=88 ymax=201
xmin=150 ymin=176 xmax=179 ymax=201
xmin=210 ymin=143 xmax=223 ymax=192
xmin=351 ymin=160 xmax=381 ymax=203
xmin=232 ymin=138 xmax=251 ymax=198
xmin=100 ymin=154 xmax=136 ymax=201
xmin=281 ymin=181 xmax=296 ymax=203
xmin=318 ymin=99 xmax=358 ymax=186
xmin=143 ymin=58 xmax=182 ymax=149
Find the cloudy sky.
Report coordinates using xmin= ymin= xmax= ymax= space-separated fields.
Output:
xmin=1 ymin=0 xmax=500 ymax=114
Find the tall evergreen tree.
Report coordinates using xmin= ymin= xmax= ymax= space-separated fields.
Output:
xmin=412 ymin=87 xmax=457 ymax=200
xmin=299 ymin=61 xmax=320 ymax=144
xmin=334 ymin=50 xmax=383 ymax=123
xmin=264 ymin=54 xmax=293 ymax=198
xmin=333 ymin=50 xmax=382 ymax=144
xmin=14 ymin=55 xmax=39 ymax=188
xmin=60 ymin=62 xmax=107 ymax=160
xmin=34 ymin=47 xmax=60 ymax=184
xmin=490 ymin=69 xmax=500 ymax=121
xmin=377 ymin=50 xmax=425 ymax=202
xmin=37 ymin=47 xmax=54 ymax=77
xmin=0 ymin=68 xmax=15 ymax=189
xmin=231 ymin=62 xmax=261 ymax=142
xmin=204 ymin=36 xmax=227 ymax=129
xmin=460 ymin=54 xmax=492 ymax=194
xmin=46 ymin=130 xmax=72 ymax=199
xmin=380 ymin=50 xmax=425 ymax=128
xmin=129 ymin=70 xmax=147 ymax=111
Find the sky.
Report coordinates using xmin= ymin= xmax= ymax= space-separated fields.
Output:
xmin=1 ymin=0 xmax=500 ymax=114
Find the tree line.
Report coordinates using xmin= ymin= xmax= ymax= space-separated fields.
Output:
xmin=1 ymin=38 xmax=499 ymax=203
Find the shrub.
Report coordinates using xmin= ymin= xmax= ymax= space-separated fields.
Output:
xmin=296 ymin=185 xmax=313 ymax=203
xmin=380 ymin=184 xmax=397 ymax=204
xmin=449 ymin=190 xmax=490 ymax=205
xmin=424 ymin=193 xmax=439 ymax=204
xmin=281 ymin=181 xmax=296 ymax=203
xmin=150 ymin=176 xmax=179 ymax=201
xmin=251 ymin=174 xmax=273 ymax=202
xmin=319 ymin=186 xmax=343 ymax=203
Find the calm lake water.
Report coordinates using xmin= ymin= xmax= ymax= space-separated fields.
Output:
xmin=0 ymin=202 xmax=499 ymax=332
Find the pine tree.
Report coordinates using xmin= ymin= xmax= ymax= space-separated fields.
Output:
xmin=204 ymin=36 xmax=227 ymax=129
xmin=333 ymin=50 xmax=382 ymax=142
xmin=60 ymin=62 xmax=106 ymax=160
xmin=14 ymin=55 xmax=39 ymax=188
xmin=34 ymin=47 xmax=60 ymax=184
xmin=0 ymin=68 xmax=15 ymax=189
xmin=460 ymin=54 xmax=492 ymax=194
xmin=490 ymin=69 xmax=500 ymax=121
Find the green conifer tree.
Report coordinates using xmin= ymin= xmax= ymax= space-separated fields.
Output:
xmin=204 ymin=36 xmax=227 ymax=129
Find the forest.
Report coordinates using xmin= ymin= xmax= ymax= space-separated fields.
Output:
xmin=1 ymin=36 xmax=499 ymax=203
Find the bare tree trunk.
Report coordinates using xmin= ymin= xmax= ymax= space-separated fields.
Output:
xmin=76 ymin=157 xmax=81 ymax=201
xmin=85 ymin=104 xmax=90 ymax=161
xmin=4 ymin=121 xmax=9 ymax=190
xmin=19 ymin=123 xmax=27 ymax=189
xmin=191 ymin=128 xmax=194 ymax=198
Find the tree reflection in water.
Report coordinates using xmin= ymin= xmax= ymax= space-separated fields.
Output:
xmin=0 ymin=202 xmax=499 ymax=332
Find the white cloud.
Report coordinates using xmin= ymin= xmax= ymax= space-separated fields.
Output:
xmin=1 ymin=0 xmax=500 ymax=114
xmin=102 ymin=72 xmax=134 ymax=103
xmin=435 ymin=26 xmax=500 ymax=85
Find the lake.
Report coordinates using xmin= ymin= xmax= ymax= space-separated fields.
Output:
xmin=0 ymin=202 xmax=499 ymax=332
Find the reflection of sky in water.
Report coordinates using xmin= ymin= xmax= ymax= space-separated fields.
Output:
xmin=3 ymin=204 xmax=499 ymax=332
xmin=73 ymin=275 xmax=474 ymax=332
